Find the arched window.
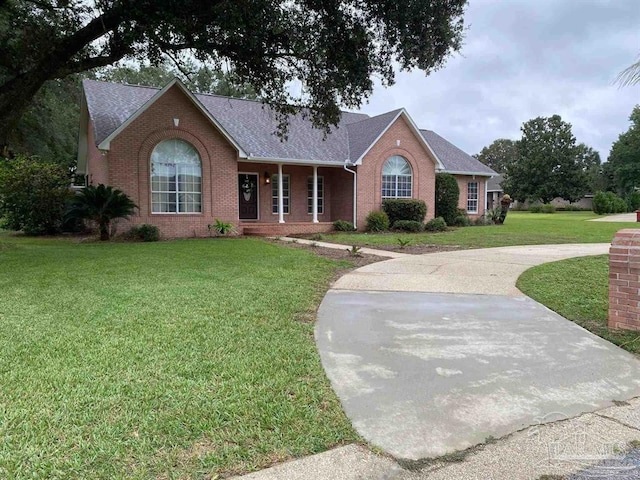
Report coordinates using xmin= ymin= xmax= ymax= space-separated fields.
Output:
xmin=151 ymin=139 xmax=202 ymax=213
xmin=382 ymin=156 xmax=412 ymax=198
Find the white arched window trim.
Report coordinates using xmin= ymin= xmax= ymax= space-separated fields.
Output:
xmin=381 ymin=155 xmax=412 ymax=198
xmin=150 ymin=139 xmax=202 ymax=213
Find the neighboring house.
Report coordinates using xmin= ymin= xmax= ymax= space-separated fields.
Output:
xmin=77 ymin=78 xmax=496 ymax=237
xmin=486 ymin=174 xmax=504 ymax=210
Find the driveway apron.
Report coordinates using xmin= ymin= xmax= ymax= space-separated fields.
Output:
xmin=315 ymin=244 xmax=640 ymax=460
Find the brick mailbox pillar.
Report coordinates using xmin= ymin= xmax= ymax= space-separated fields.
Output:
xmin=609 ymin=229 xmax=640 ymax=330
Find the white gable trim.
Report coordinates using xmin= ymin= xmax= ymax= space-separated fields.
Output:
xmin=355 ymin=109 xmax=444 ymax=170
xmin=96 ymin=78 xmax=247 ymax=157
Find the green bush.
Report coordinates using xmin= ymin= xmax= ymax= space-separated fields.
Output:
xmin=0 ymin=155 xmax=72 ymax=235
xmin=474 ymin=216 xmax=493 ymax=226
xmin=333 ymin=219 xmax=355 ymax=231
xmin=528 ymin=202 xmax=543 ymax=213
xmin=382 ymin=199 xmax=427 ymax=226
xmin=365 ymin=210 xmax=390 ymax=232
xmin=486 ymin=206 xmax=502 ymax=223
xmin=593 ymin=191 xmax=628 ymax=214
xmin=392 ymin=220 xmax=424 ymax=232
xmin=435 ymin=173 xmax=460 ymax=226
xmin=592 ymin=191 xmax=610 ymax=214
xmin=451 ymin=208 xmax=471 ymax=227
xmin=127 ymin=224 xmax=160 ymax=242
xmin=627 ymin=191 xmax=640 ymax=212
xmin=425 ymin=217 xmax=447 ymax=232
xmin=541 ymin=204 xmax=556 ymax=214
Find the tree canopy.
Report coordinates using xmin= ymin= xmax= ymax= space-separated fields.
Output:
xmin=474 ymin=138 xmax=518 ymax=174
xmin=503 ymin=115 xmax=594 ymax=203
xmin=0 ymin=0 xmax=467 ymax=147
xmin=607 ymin=105 xmax=640 ymax=196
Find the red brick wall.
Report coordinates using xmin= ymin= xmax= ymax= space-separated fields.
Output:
xmin=455 ymin=175 xmax=488 ymax=218
xmin=356 ymin=115 xmax=437 ymax=229
xmin=609 ymin=229 xmax=640 ymax=331
xmin=105 ymin=85 xmax=239 ymax=238
xmin=87 ymin=119 xmax=108 ymax=186
xmin=328 ymin=168 xmax=355 ymax=225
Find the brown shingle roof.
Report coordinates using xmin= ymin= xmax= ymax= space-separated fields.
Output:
xmin=421 ymin=130 xmax=496 ymax=177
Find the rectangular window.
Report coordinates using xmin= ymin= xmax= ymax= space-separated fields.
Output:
xmin=467 ymin=181 xmax=479 ymax=214
xmin=307 ymin=176 xmax=324 ymax=214
xmin=272 ymin=174 xmax=290 ymax=214
xmin=382 ymin=175 xmax=412 ymax=198
xmin=151 ymin=163 xmax=202 ymax=213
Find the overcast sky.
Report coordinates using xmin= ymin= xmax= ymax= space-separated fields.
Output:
xmin=357 ymin=0 xmax=640 ymax=160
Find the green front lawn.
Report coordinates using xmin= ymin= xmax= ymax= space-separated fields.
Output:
xmin=517 ymin=255 xmax=640 ymax=356
xmin=327 ymin=212 xmax=638 ymax=249
xmin=0 ymin=234 xmax=357 ymax=479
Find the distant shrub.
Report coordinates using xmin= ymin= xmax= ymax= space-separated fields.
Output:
xmin=425 ymin=217 xmax=447 ymax=232
xmin=540 ymin=204 xmax=556 ymax=214
xmin=127 ymin=224 xmax=160 ymax=242
xmin=528 ymin=202 xmax=543 ymax=213
xmin=366 ymin=210 xmax=390 ymax=232
xmin=333 ymin=219 xmax=355 ymax=231
xmin=486 ymin=206 xmax=502 ymax=223
xmin=435 ymin=173 xmax=460 ymax=226
xmin=558 ymin=205 xmax=586 ymax=211
xmin=451 ymin=209 xmax=471 ymax=227
xmin=393 ymin=220 xmax=424 ymax=232
xmin=627 ymin=191 xmax=640 ymax=212
xmin=593 ymin=191 xmax=628 ymax=214
xmin=382 ymin=199 xmax=427 ymax=226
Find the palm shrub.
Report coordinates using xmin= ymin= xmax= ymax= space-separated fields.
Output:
xmin=66 ymin=184 xmax=137 ymax=240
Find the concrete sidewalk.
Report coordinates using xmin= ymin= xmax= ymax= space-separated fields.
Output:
xmin=233 ymin=242 xmax=640 ymax=480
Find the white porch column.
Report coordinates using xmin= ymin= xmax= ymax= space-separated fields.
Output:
xmin=312 ymin=166 xmax=319 ymax=223
xmin=278 ymin=163 xmax=285 ymax=223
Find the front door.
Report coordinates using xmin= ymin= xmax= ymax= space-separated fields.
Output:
xmin=238 ymin=173 xmax=259 ymax=220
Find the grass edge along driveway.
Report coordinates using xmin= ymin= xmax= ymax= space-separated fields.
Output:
xmin=517 ymin=254 xmax=640 ymax=356
xmin=0 ymin=235 xmax=358 ymax=479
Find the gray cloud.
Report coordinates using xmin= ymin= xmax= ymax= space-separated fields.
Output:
xmin=359 ymin=0 xmax=640 ymax=160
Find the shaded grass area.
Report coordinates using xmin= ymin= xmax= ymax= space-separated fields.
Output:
xmin=517 ymin=255 xmax=640 ymax=356
xmin=0 ymin=234 xmax=357 ymax=479
xmin=326 ymin=212 xmax=638 ymax=249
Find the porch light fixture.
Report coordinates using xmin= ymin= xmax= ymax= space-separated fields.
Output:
xmin=264 ymin=171 xmax=271 ymax=184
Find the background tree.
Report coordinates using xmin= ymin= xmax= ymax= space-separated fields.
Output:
xmin=435 ymin=173 xmax=460 ymax=225
xmin=474 ymin=139 xmax=519 ymax=174
xmin=607 ymin=105 xmax=640 ymax=196
xmin=575 ymin=143 xmax=602 ymax=194
xmin=503 ymin=115 xmax=589 ymax=203
xmin=0 ymin=0 xmax=467 ymax=149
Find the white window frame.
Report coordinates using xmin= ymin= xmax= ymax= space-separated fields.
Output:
xmin=381 ymin=156 xmax=413 ymax=199
xmin=272 ymin=174 xmax=290 ymax=214
xmin=307 ymin=176 xmax=324 ymax=215
xmin=151 ymin=139 xmax=202 ymax=214
xmin=467 ymin=181 xmax=479 ymax=214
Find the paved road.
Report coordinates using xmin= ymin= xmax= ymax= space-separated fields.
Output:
xmin=316 ymin=244 xmax=640 ymax=461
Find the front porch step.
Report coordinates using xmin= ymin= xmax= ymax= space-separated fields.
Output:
xmin=241 ymin=222 xmax=334 ymax=237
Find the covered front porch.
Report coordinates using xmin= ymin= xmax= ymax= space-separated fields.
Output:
xmin=236 ymin=161 xmax=355 ymax=236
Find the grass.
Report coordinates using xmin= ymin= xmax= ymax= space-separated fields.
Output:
xmin=326 ymin=212 xmax=638 ymax=249
xmin=0 ymin=233 xmax=358 ymax=479
xmin=517 ymin=255 xmax=640 ymax=356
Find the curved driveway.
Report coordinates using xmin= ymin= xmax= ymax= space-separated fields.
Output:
xmin=316 ymin=243 xmax=640 ymax=461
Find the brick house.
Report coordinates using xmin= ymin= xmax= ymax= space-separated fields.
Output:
xmin=77 ymin=78 xmax=496 ymax=237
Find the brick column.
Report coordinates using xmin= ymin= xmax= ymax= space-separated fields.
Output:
xmin=609 ymin=229 xmax=640 ymax=330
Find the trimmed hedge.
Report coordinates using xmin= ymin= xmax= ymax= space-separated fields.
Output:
xmin=425 ymin=217 xmax=447 ymax=232
xmin=541 ymin=204 xmax=556 ymax=214
xmin=593 ymin=191 xmax=628 ymax=214
xmin=435 ymin=173 xmax=460 ymax=226
xmin=365 ymin=210 xmax=390 ymax=232
xmin=127 ymin=223 xmax=160 ymax=242
xmin=333 ymin=219 xmax=355 ymax=231
xmin=393 ymin=220 xmax=424 ymax=232
xmin=382 ymin=199 xmax=427 ymax=226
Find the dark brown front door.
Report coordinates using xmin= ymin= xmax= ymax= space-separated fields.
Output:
xmin=239 ymin=174 xmax=259 ymax=220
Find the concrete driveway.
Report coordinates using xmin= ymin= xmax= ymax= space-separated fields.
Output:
xmin=316 ymin=244 xmax=640 ymax=461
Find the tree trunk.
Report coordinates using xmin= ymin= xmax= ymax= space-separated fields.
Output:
xmin=100 ymin=222 xmax=110 ymax=241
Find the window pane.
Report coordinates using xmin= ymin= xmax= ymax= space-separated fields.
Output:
xmin=272 ymin=175 xmax=290 ymax=214
xmin=151 ymin=139 xmax=201 ymax=213
xmin=467 ymin=182 xmax=479 ymax=213
xmin=307 ymin=176 xmax=324 ymax=214
xmin=382 ymin=156 xmax=412 ymax=175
